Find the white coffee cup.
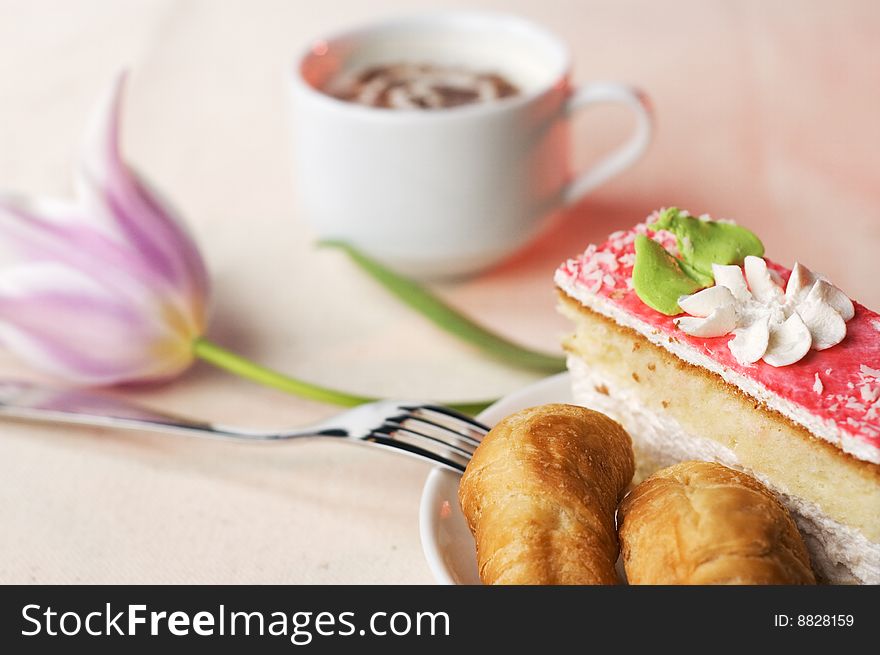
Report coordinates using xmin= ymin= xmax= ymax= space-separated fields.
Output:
xmin=290 ymin=11 xmax=652 ymax=278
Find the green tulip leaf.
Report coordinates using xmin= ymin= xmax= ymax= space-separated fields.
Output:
xmin=322 ymin=240 xmax=566 ymax=374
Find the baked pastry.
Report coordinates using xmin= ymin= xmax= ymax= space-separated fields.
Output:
xmin=458 ymin=403 xmax=634 ymax=585
xmin=555 ymin=208 xmax=880 ymax=584
xmin=618 ymin=461 xmax=816 ymax=584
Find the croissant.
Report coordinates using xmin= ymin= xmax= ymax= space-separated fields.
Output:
xmin=458 ymin=403 xmax=635 ymax=584
xmin=618 ymin=461 xmax=816 ymax=584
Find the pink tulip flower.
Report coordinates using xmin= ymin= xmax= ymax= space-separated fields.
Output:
xmin=0 ymin=74 xmax=375 ymax=405
xmin=0 ymin=74 xmax=208 ymax=385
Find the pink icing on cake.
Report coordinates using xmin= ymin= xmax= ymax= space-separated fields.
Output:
xmin=555 ymin=219 xmax=880 ymax=464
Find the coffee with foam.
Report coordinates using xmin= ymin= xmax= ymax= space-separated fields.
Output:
xmin=324 ymin=62 xmax=519 ymax=110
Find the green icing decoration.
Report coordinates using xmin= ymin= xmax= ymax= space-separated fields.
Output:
xmin=632 ymin=208 xmax=765 ymax=315
xmin=653 ymin=208 xmax=764 ymax=281
xmin=633 ymin=235 xmax=704 ymax=315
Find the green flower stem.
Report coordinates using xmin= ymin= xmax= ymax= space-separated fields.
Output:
xmin=194 ymin=337 xmax=372 ymax=406
xmin=193 ymin=337 xmax=494 ymax=416
xmin=322 ymin=241 xmax=566 ymax=374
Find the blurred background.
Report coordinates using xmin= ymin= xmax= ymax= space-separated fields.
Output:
xmin=0 ymin=0 xmax=877 ymax=583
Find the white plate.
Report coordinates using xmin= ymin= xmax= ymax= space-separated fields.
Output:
xmin=418 ymin=372 xmax=572 ymax=585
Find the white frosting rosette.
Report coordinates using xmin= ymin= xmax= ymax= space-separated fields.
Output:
xmin=674 ymin=256 xmax=855 ymax=367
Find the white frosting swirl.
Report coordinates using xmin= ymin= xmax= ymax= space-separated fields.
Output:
xmin=674 ymin=257 xmax=854 ymax=367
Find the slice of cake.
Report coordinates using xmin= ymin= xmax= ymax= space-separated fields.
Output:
xmin=555 ymin=208 xmax=879 ymax=584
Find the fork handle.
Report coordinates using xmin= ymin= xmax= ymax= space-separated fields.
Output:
xmin=0 ymin=380 xmax=477 ymax=473
xmin=0 ymin=380 xmax=339 ymax=442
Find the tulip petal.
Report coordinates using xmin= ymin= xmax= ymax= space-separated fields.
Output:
xmin=77 ymin=72 xmax=209 ymax=308
xmin=0 ymin=192 xmax=167 ymax=293
xmin=0 ymin=194 xmax=205 ymax=335
xmin=2 ymin=194 xmax=205 ymax=335
xmin=0 ymin=73 xmax=209 ymax=387
xmin=0 ymin=263 xmax=192 ymax=384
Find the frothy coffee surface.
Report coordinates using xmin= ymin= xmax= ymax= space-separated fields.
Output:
xmin=325 ymin=63 xmax=519 ymax=110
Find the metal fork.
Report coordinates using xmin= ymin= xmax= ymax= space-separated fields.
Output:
xmin=0 ymin=380 xmax=488 ymax=473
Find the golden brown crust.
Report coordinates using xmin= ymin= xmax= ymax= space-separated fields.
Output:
xmin=619 ymin=461 xmax=816 ymax=585
xmin=458 ymin=404 xmax=635 ymax=585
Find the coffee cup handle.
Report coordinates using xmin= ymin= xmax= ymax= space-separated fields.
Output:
xmin=562 ymin=82 xmax=653 ymax=205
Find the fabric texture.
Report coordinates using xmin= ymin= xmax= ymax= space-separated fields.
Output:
xmin=0 ymin=0 xmax=877 ymax=583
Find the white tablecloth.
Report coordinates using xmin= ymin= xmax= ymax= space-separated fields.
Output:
xmin=0 ymin=0 xmax=877 ymax=583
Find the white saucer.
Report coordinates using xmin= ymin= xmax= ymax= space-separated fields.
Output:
xmin=418 ymin=372 xmax=572 ymax=584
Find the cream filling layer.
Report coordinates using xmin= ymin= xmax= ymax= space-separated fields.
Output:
xmin=554 ymin=274 xmax=879 ymax=465
xmin=568 ymin=355 xmax=880 ymax=585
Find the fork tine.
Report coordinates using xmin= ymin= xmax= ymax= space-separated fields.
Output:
xmin=401 ymin=404 xmax=490 ymax=434
xmin=365 ymin=434 xmax=467 ymax=473
xmin=385 ymin=414 xmax=483 ymax=448
xmin=374 ymin=422 xmax=476 ymax=457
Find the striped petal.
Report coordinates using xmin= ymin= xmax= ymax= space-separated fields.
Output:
xmin=77 ymin=72 xmax=209 ymax=315
xmin=0 ymin=72 xmax=210 ymax=386
xmin=0 ymin=263 xmax=192 ymax=385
